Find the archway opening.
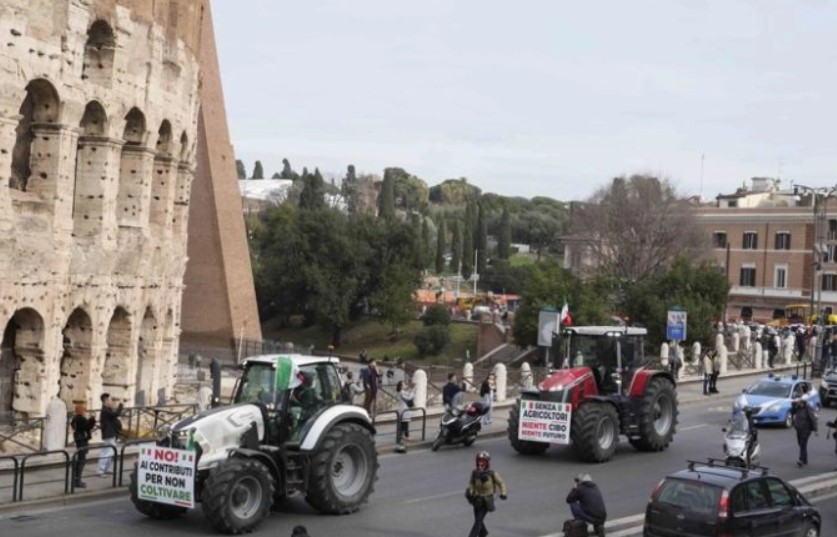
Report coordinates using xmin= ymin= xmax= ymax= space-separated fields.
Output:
xmin=73 ymin=101 xmax=109 ymax=236
xmin=103 ymin=307 xmax=132 ymax=402
xmin=10 ymin=79 xmax=60 ymax=192
xmin=117 ymin=107 xmax=148 ymax=227
xmin=2 ymin=309 xmax=46 ymax=418
xmin=83 ymin=20 xmax=116 ymax=86
xmin=59 ymin=308 xmax=93 ymax=409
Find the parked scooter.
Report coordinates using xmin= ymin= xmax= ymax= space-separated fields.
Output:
xmin=722 ymin=407 xmax=760 ymax=467
xmin=431 ymin=392 xmax=488 ymax=451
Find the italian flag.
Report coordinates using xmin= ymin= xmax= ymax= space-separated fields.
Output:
xmin=275 ymin=355 xmax=302 ymax=391
xmin=560 ymin=301 xmax=573 ymax=326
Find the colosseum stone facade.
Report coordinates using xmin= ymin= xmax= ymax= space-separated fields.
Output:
xmin=0 ymin=0 xmax=206 ymax=418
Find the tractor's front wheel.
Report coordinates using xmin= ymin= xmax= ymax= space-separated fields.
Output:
xmin=508 ymin=401 xmax=549 ymax=455
xmin=202 ymin=458 xmax=275 ymax=534
xmin=571 ymin=402 xmax=619 ymax=463
xmin=129 ymin=467 xmax=187 ymax=520
xmin=629 ymin=376 xmax=678 ymax=452
xmin=305 ymin=422 xmax=378 ymax=514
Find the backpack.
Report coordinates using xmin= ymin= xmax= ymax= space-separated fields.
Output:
xmin=342 ymin=381 xmax=353 ymax=402
xmin=562 ymin=519 xmax=589 ymax=537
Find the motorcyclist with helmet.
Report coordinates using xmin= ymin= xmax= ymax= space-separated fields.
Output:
xmin=465 ymin=451 xmax=507 ymax=537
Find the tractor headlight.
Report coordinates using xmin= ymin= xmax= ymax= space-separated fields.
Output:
xmin=549 ymin=385 xmax=564 ymax=392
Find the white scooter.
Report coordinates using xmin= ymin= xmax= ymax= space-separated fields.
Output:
xmin=722 ymin=407 xmax=761 ymax=468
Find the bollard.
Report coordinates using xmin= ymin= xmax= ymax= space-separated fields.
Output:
xmin=660 ymin=342 xmax=670 ymax=367
xmin=742 ymin=326 xmax=752 ymax=350
xmin=753 ymin=342 xmax=762 ymax=369
xmin=493 ymin=363 xmax=507 ymax=402
xmin=783 ymin=335 xmax=794 ymax=365
xmin=715 ymin=333 xmax=724 ymax=353
xmin=732 ymin=332 xmax=740 ymax=353
xmin=720 ymin=345 xmax=728 ymax=374
xmin=521 ymin=362 xmax=533 ymax=389
xmin=412 ymin=369 xmax=427 ymax=409
xmin=463 ymin=362 xmax=474 ymax=392
xmin=691 ymin=341 xmax=702 ymax=364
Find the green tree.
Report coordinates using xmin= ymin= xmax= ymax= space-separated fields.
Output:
xmin=421 ymin=216 xmax=432 ymax=269
xmin=253 ymin=160 xmax=264 ymax=179
xmin=428 ymin=178 xmax=482 ymax=204
xmin=462 ymin=217 xmax=474 ymax=280
xmin=476 ymin=202 xmax=488 ymax=275
xmin=342 ymin=164 xmax=359 ymax=215
xmin=299 ymin=168 xmax=326 ymax=210
xmin=435 ymin=219 xmax=446 ymax=274
xmin=512 ymin=261 xmax=610 ymax=348
xmin=378 ymin=169 xmax=396 ymax=219
xmin=422 ymin=303 xmax=451 ymax=326
xmin=280 ymin=158 xmax=296 ymax=180
xmin=450 ymin=220 xmax=462 ymax=273
xmin=369 ymin=263 xmax=418 ymax=335
xmin=498 ymin=206 xmax=512 ymax=259
xmin=621 ymin=257 xmax=729 ymax=347
xmin=236 ymin=159 xmax=247 ymax=179
xmin=271 ymin=172 xmax=281 ymax=179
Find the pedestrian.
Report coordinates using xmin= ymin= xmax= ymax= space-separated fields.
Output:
xmin=97 ymin=392 xmax=123 ymax=476
xmin=710 ymin=349 xmax=720 ymax=394
xmin=360 ymin=359 xmax=380 ymax=419
xmin=291 ymin=525 xmax=310 ymax=537
xmin=669 ymin=343 xmax=682 ymax=383
xmin=702 ymin=350 xmax=715 ymax=396
xmin=70 ymin=401 xmax=96 ymax=488
xmin=443 ymin=373 xmax=462 ymax=408
xmin=342 ymin=371 xmax=364 ymax=406
xmin=566 ymin=473 xmax=607 ymax=537
xmin=768 ymin=330 xmax=779 ymax=368
xmin=790 ymin=384 xmax=818 ymax=467
xmin=396 ymin=380 xmax=414 ymax=450
xmin=479 ymin=373 xmax=494 ymax=424
xmin=465 ymin=451 xmax=507 ymax=537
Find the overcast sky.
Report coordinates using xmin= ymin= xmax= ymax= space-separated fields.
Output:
xmin=211 ymin=0 xmax=837 ymax=202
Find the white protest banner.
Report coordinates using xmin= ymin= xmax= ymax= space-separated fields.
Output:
xmin=518 ymin=400 xmax=572 ymax=444
xmin=137 ymin=444 xmax=197 ymax=508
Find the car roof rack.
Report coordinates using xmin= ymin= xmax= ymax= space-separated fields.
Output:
xmin=686 ymin=458 xmax=769 ymax=479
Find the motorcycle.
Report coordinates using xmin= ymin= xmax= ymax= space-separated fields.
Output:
xmin=431 ymin=392 xmax=489 ymax=451
xmin=722 ymin=407 xmax=760 ymax=467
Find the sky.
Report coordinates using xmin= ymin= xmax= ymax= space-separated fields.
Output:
xmin=211 ymin=0 xmax=837 ymax=202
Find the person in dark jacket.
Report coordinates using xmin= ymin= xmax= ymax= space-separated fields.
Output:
xmin=443 ymin=373 xmax=462 ymax=408
xmin=97 ymin=393 xmax=123 ymax=476
xmin=790 ymin=384 xmax=818 ymax=467
xmin=465 ymin=451 xmax=507 ymax=537
xmin=70 ymin=402 xmax=96 ymax=488
xmin=360 ymin=360 xmax=380 ymax=419
xmin=567 ymin=473 xmax=607 ymax=537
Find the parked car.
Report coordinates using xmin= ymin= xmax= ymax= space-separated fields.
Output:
xmin=644 ymin=460 xmax=821 ymax=537
xmin=820 ymin=368 xmax=837 ymax=407
xmin=734 ymin=374 xmax=821 ymax=428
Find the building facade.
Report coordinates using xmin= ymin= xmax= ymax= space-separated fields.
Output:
xmin=0 ymin=0 xmax=205 ymax=417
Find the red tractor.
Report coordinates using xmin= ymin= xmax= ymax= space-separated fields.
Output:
xmin=508 ymin=326 xmax=677 ymax=463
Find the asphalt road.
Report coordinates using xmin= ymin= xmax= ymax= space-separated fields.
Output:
xmin=2 ymin=395 xmax=836 ymax=537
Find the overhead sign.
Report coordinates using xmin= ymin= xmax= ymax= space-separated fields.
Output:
xmin=518 ymin=400 xmax=572 ymax=444
xmin=538 ymin=308 xmax=560 ymax=347
xmin=667 ymin=309 xmax=687 ymax=341
xmin=137 ymin=445 xmax=197 ymax=508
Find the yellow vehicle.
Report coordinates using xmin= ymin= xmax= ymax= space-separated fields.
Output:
xmin=768 ymin=303 xmax=837 ymax=326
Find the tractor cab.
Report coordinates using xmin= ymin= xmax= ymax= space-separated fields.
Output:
xmin=560 ymin=326 xmax=647 ymax=395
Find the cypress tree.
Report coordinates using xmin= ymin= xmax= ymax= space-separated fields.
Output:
xmin=476 ymin=202 xmax=488 ymax=275
xmin=498 ymin=206 xmax=512 ymax=259
xmin=378 ymin=169 xmax=396 ymax=219
xmin=236 ymin=159 xmax=247 ymax=179
xmin=450 ymin=220 xmax=462 ymax=274
xmin=462 ymin=218 xmax=474 ymax=280
xmin=435 ymin=220 xmax=446 ymax=274
xmin=253 ymin=160 xmax=264 ymax=179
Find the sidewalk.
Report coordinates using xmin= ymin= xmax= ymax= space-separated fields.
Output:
xmin=0 ymin=364 xmax=801 ymax=511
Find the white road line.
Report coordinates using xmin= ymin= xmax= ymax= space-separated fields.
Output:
xmin=680 ymin=423 xmax=709 ymax=431
xmin=403 ymin=490 xmax=464 ymax=504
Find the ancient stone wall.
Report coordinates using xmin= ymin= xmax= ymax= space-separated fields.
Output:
xmin=0 ymin=0 xmax=203 ymax=417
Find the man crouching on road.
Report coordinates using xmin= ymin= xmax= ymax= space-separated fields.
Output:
xmin=567 ymin=473 xmax=607 ymax=537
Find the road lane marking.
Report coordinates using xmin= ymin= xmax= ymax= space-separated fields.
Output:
xmin=404 ymin=490 xmax=463 ymax=504
xmin=680 ymin=423 xmax=708 ymax=431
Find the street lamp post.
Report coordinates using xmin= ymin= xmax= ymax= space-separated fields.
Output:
xmin=794 ymin=183 xmax=837 ymax=376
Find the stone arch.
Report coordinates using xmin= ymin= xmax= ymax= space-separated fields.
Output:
xmin=1 ymin=308 xmax=46 ymax=419
xmin=9 ymin=79 xmax=60 ymax=192
xmin=59 ymin=308 xmax=94 ymax=408
xmin=156 ymin=120 xmax=173 ymax=157
xmin=73 ymin=101 xmax=109 ymax=237
xmin=179 ymin=131 xmax=189 ymax=162
xmin=117 ymin=107 xmax=152 ymax=227
xmin=102 ymin=307 xmax=132 ymax=402
xmin=135 ymin=307 xmax=159 ymax=406
xmin=82 ymin=19 xmax=116 ymax=87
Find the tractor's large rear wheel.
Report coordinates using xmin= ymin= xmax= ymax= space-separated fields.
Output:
xmin=305 ymin=422 xmax=378 ymax=514
xmin=202 ymin=458 xmax=275 ymax=534
xmin=629 ymin=376 xmax=678 ymax=452
xmin=571 ymin=402 xmax=619 ymax=463
xmin=508 ymin=400 xmax=549 ymax=455
xmin=129 ymin=467 xmax=187 ymax=520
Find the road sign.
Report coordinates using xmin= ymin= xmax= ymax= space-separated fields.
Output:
xmin=666 ymin=309 xmax=687 ymax=341
xmin=137 ymin=444 xmax=197 ymax=508
xmin=517 ymin=400 xmax=572 ymax=444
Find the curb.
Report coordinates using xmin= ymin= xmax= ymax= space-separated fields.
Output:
xmin=0 ymin=488 xmax=129 ymax=516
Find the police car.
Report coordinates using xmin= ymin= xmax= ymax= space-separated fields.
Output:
xmin=734 ymin=374 xmax=821 ymax=428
